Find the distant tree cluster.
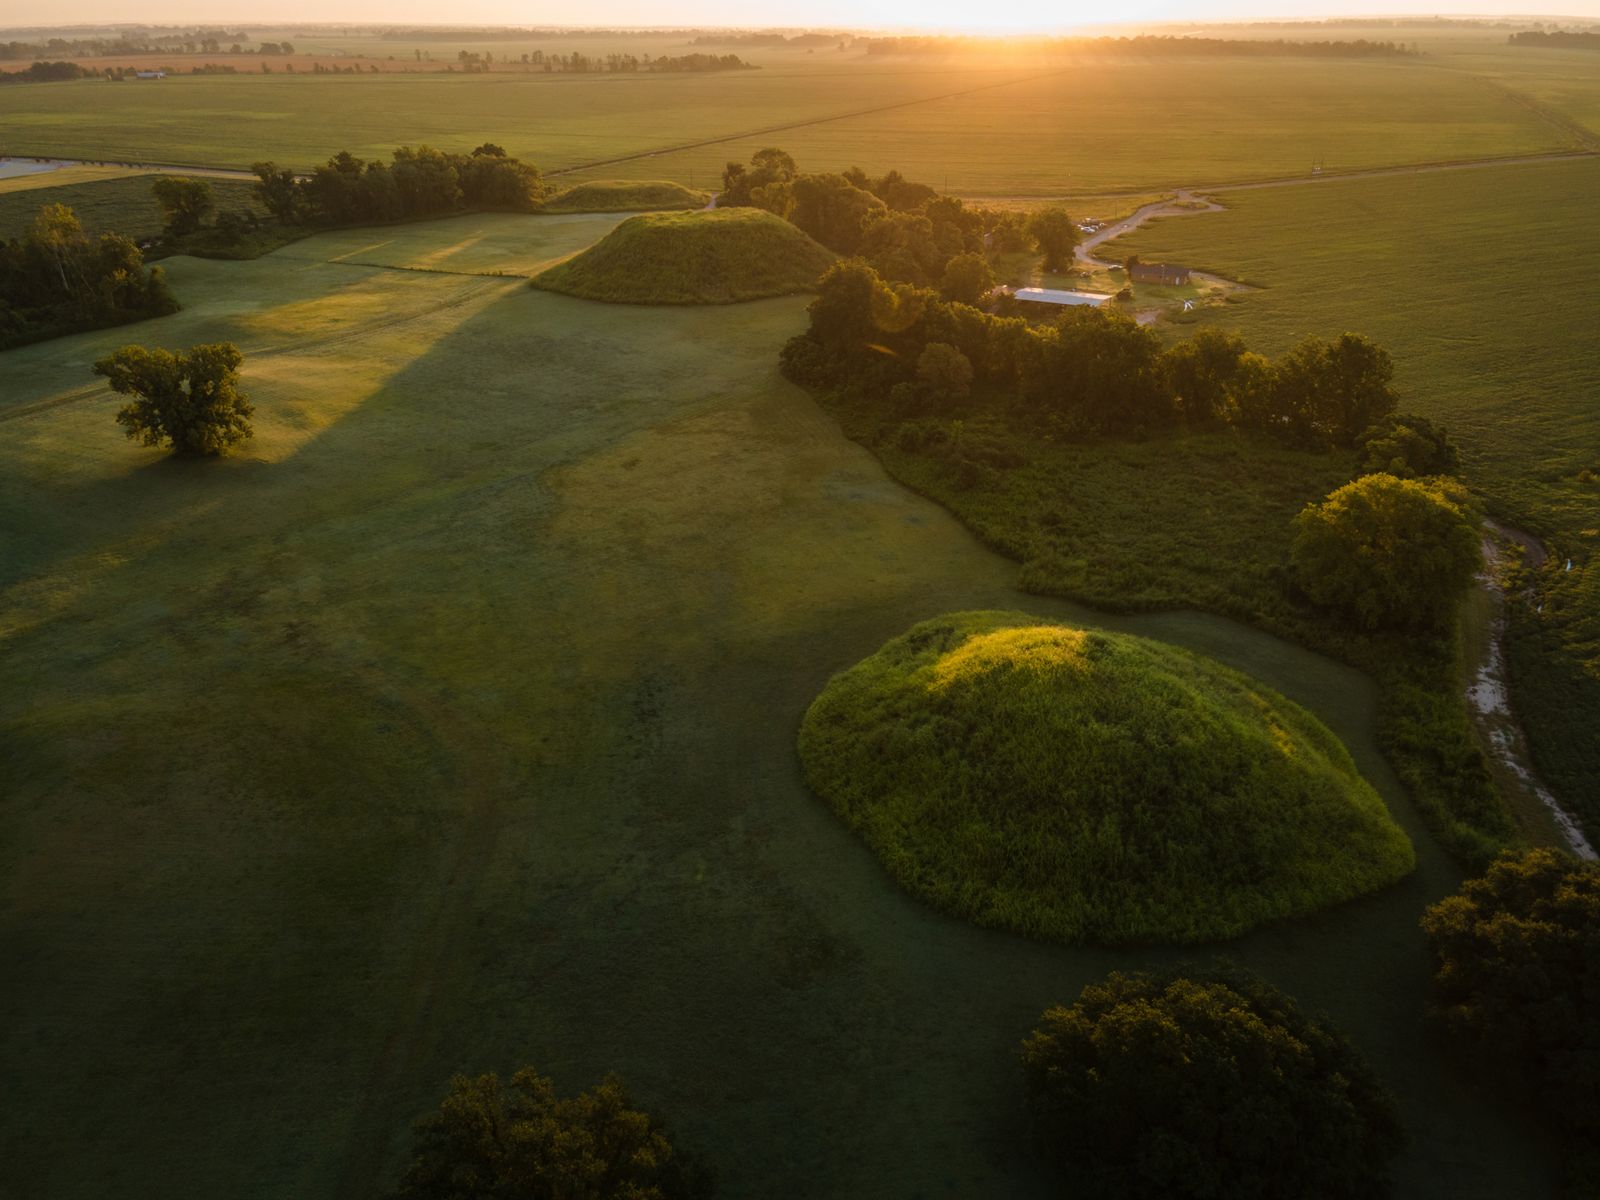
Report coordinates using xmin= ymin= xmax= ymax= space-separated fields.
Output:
xmin=393 ymin=1066 xmax=712 ymax=1199
xmin=0 ymin=29 xmax=249 ymax=60
xmin=448 ymin=48 xmax=754 ymax=73
xmin=0 ymin=203 xmax=176 ymax=349
xmin=1508 ymin=29 xmax=1600 ymax=49
xmin=1021 ymin=968 xmax=1406 ymax=1199
xmin=251 ymin=144 xmax=544 ymax=226
xmin=0 ymin=60 xmax=94 ymax=83
xmin=860 ymin=34 xmax=1417 ymax=57
xmin=782 ymin=256 xmax=1401 ymax=446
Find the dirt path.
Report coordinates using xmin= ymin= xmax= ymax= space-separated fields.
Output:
xmin=1075 ymin=189 xmax=1224 ymax=269
xmin=1468 ymin=521 xmax=1596 ymax=860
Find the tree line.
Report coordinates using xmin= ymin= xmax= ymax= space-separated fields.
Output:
xmin=783 ymin=254 xmax=1403 ymax=449
xmin=0 ymin=203 xmax=176 ymax=350
xmin=448 ymin=49 xmax=753 ymax=73
xmin=0 ymin=30 xmax=253 ymax=59
xmin=1508 ymin=29 xmax=1600 ymax=49
xmin=250 ymin=144 xmax=544 ymax=226
xmin=859 ymin=34 xmax=1419 ymax=57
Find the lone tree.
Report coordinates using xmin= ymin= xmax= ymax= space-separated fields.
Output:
xmin=393 ymin=1067 xmax=711 ymax=1200
xmin=1421 ymin=850 xmax=1600 ymax=1139
xmin=1026 ymin=206 xmax=1079 ymax=273
xmin=1290 ymin=472 xmax=1480 ymax=632
xmin=150 ymin=176 xmax=215 ymax=238
xmin=1021 ymin=969 xmax=1405 ymax=1200
xmin=95 ymin=342 xmax=253 ymax=456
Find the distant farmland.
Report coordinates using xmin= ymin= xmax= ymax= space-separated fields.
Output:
xmin=0 ymin=49 xmax=1576 ymax=194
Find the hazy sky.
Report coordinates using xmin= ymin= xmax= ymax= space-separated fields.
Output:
xmin=5 ymin=1 xmax=1598 ymax=32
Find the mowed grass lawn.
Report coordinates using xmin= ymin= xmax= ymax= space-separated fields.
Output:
xmin=0 ymin=215 xmax=1560 ymax=1198
xmin=1116 ymin=156 xmax=1600 ymax=833
xmin=0 ymin=52 xmax=1572 ymax=194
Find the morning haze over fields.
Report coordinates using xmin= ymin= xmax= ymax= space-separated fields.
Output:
xmin=2 ymin=3 xmax=1597 ymax=1198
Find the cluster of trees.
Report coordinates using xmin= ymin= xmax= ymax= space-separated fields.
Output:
xmin=1021 ymin=967 xmax=1405 ymax=1199
xmin=783 ymin=258 xmax=1404 ymax=446
xmin=1508 ymin=29 xmax=1600 ymax=48
xmin=1422 ymin=850 xmax=1599 ymax=1159
xmin=860 ymin=34 xmax=1418 ymax=56
xmin=716 ymin=148 xmax=1069 ymax=295
xmin=251 ymin=144 xmax=543 ymax=226
xmin=0 ymin=60 xmax=94 ymax=83
xmin=0 ymin=204 xmax=176 ymax=349
xmin=95 ymin=342 xmax=254 ymax=456
xmin=392 ymin=1067 xmax=711 ymax=1199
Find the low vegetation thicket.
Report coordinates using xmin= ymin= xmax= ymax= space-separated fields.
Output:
xmin=539 ymin=179 xmax=710 ymax=213
xmin=1021 ymin=967 xmax=1406 ymax=1199
xmin=783 ymin=255 xmax=1508 ymax=864
xmin=394 ymin=1067 xmax=712 ymax=1199
xmin=531 ymin=208 xmax=835 ymax=304
xmin=0 ymin=202 xmax=176 ymax=349
xmin=1422 ymin=849 xmax=1600 ymax=1173
xmin=800 ymin=612 xmax=1414 ymax=943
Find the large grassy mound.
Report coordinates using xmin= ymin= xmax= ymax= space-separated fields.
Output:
xmin=540 ymin=179 xmax=710 ymax=213
xmin=531 ymin=208 xmax=835 ymax=304
xmin=800 ymin=612 xmax=1414 ymax=944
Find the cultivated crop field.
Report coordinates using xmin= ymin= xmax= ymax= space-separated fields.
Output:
xmin=0 ymin=43 xmax=1579 ymax=194
xmin=0 ymin=171 xmax=260 ymax=240
xmin=0 ymin=215 xmax=1558 ymax=1199
xmin=1115 ymin=155 xmax=1600 ymax=832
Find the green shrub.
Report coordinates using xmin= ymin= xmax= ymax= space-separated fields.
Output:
xmin=1421 ymin=850 xmax=1600 ymax=1138
xmin=1021 ymin=967 xmax=1406 ymax=1199
xmin=394 ymin=1067 xmax=711 ymax=1199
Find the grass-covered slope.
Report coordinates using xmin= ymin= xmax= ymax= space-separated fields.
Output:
xmin=800 ymin=612 xmax=1415 ymax=944
xmin=531 ymin=208 xmax=834 ymax=304
xmin=540 ymin=179 xmax=710 ymax=213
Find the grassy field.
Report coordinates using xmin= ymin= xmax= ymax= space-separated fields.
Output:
xmin=0 ymin=50 xmax=1575 ymax=195
xmin=1115 ymin=156 xmax=1600 ymax=837
xmin=801 ymin=611 xmax=1414 ymax=944
xmin=0 ymin=172 xmax=261 ymax=241
xmin=0 ymin=214 xmax=1560 ymax=1198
